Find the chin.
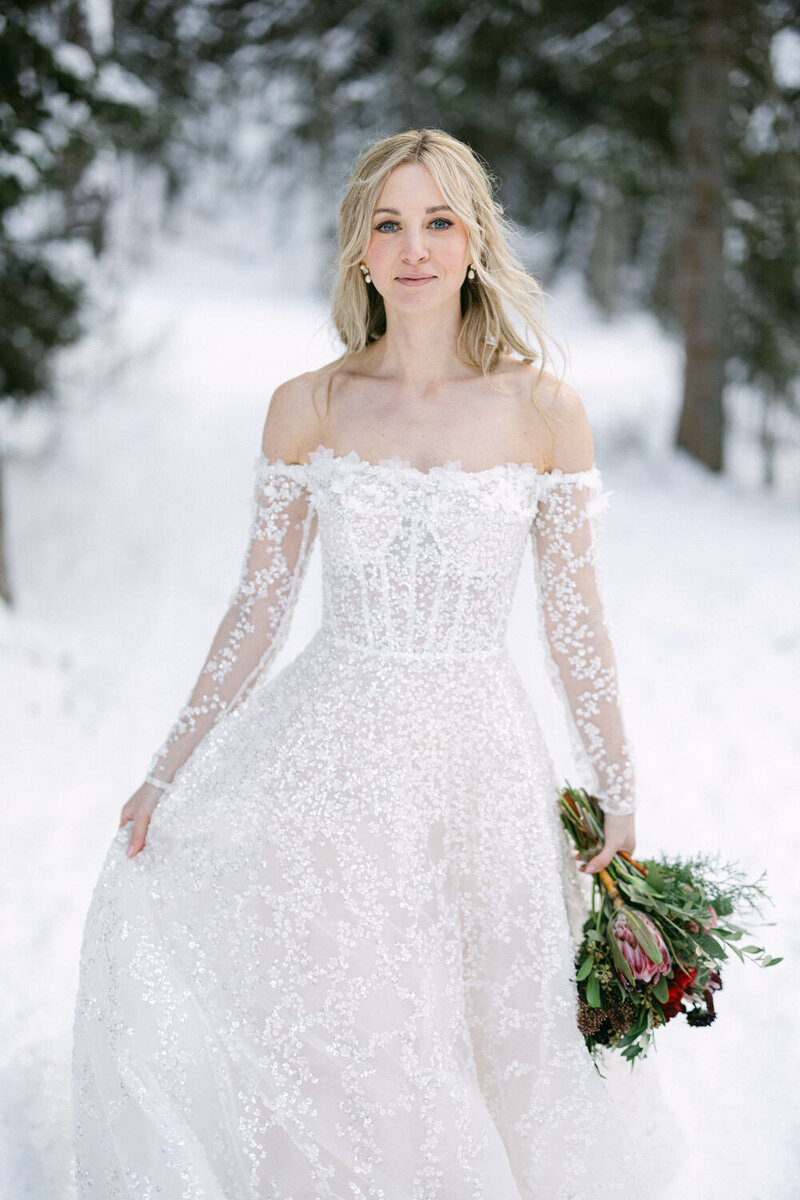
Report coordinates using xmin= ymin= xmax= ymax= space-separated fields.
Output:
xmin=385 ymin=284 xmax=462 ymax=313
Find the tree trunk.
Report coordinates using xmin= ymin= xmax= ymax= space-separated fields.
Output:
xmin=675 ymin=0 xmax=727 ymax=472
xmin=588 ymin=180 xmax=626 ymax=318
xmin=0 ymin=456 xmax=12 ymax=606
xmin=760 ymin=393 xmax=776 ymax=489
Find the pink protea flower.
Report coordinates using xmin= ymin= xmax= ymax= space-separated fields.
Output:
xmin=611 ymin=908 xmax=672 ymax=985
xmin=702 ymin=904 xmax=719 ymax=931
xmin=688 ymin=903 xmax=720 ymax=934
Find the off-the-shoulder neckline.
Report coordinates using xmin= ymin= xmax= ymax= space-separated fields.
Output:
xmin=257 ymin=443 xmax=599 ymax=483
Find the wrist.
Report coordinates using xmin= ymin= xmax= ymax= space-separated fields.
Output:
xmin=602 ymin=809 xmax=636 ymax=824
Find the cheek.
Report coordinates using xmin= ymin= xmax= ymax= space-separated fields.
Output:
xmin=367 ymin=236 xmax=391 ymax=267
xmin=441 ymin=232 xmax=470 ymax=269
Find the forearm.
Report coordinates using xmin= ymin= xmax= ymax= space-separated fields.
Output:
xmin=142 ymin=460 xmax=317 ymax=790
xmin=532 ymin=469 xmax=637 ymax=816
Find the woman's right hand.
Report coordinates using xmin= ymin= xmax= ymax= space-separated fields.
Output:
xmin=119 ymin=781 xmax=165 ymax=857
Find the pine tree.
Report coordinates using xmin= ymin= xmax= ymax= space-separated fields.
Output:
xmin=200 ymin=0 xmax=799 ymax=480
xmin=0 ymin=0 xmax=156 ymax=603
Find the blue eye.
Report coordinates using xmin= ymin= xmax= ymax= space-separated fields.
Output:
xmin=373 ymin=218 xmax=454 ymax=233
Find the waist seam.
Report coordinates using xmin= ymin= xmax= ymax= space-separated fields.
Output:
xmin=316 ymin=627 xmax=507 ymax=663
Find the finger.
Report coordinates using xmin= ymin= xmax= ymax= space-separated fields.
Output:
xmin=575 ymin=844 xmax=600 ymax=870
xmin=584 ymin=846 xmax=616 ymax=874
xmin=119 ymin=809 xmax=132 ymax=828
xmin=126 ymin=814 xmax=151 ymax=857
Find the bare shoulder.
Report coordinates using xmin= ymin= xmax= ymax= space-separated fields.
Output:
xmin=260 ymin=367 xmax=332 ymax=462
xmin=526 ymin=367 xmax=594 ymax=473
xmin=491 ymin=359 xmax=593 ymax=473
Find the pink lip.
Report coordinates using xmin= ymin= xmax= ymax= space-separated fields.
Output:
xmin=397 ymin=275 xmax=435 ymax=286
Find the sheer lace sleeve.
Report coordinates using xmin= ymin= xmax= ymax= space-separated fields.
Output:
xmin=530 ymin=466 xmax=637 ymax=815
xmin=143 ymin=456 xmax=317 ymax=790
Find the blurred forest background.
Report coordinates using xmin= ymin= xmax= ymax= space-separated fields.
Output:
xmin=1 ymin=0 xmax=799 ymax=605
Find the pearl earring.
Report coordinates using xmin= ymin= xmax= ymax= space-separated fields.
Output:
xmin=360 ymin=263 xmax=372 ymax=284
xmin=467 ymin=263 xmax=476 ymax=280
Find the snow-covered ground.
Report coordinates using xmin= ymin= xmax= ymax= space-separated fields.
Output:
xmin=1 ymin=207 xmax=798 ymax=1199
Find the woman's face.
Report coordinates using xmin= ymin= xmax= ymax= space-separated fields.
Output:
xmin=364 ymin=163 xmax=471 ymax=315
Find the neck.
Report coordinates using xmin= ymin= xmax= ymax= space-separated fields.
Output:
xmin=367 ymin=302 xmax=472 ymax=395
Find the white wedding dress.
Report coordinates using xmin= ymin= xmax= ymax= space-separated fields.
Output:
xmin=71 ymin=443 xmax=654 ymax=1199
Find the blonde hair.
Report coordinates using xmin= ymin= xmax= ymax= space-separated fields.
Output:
xmin=318 ymin=128 xmax=562 ymax=440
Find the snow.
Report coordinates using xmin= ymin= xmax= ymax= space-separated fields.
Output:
xmin=772 ymin=26 xmax=800 ymax=90
xmin=52 ymin=44 xmax=95 ymax=82
xmin=1 ymin=203 xmax=798 ymax=1198
xmin=82 ymin=0 xmax=113 ymax=57
xmin=94 ymin=62 xmax=158 ymax=108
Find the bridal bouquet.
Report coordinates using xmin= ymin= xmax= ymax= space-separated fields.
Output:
xmin=559 ymin=783 xmax=781 ymax=1065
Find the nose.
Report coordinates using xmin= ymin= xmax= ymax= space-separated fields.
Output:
xmin=400 ymin=227 xmax=429 ymax=264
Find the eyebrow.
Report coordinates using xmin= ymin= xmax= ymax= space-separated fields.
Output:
xmin=373 ymin=205 xmax=455 ymax=216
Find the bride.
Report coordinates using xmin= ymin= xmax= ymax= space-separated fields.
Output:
xmin=72 ymin=127 xmax=656 ymax=1198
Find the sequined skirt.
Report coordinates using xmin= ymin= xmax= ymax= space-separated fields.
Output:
xmin=72 ymin=625 xmax=644 ymax=1199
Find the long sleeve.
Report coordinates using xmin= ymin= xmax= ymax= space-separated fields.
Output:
xmin=530 ymin=465 xmax=637 ymax=815
xmin=144 ymin=457 xmax=317 ymax=790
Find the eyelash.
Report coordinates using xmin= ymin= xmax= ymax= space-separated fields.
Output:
xmin=373 ymin=218 xmax=454 ymax=233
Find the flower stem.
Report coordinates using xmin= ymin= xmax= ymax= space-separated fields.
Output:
xmin=598 ymin=868 xmax=625 ymax=910
xmin=618 ymin=850 xmax=648 ymax=877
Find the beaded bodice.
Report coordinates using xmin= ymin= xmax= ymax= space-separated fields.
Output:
xmin=308 ymin=447 xmax=539 ymax=657
xmin=143 ymin=444 xmax=637 ymax=814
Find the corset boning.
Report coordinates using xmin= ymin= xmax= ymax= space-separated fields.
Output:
xmin=314 ymin=484 xmax=533 ymax=658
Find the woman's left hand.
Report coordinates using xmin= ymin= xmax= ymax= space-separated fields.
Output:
xmin=572 ymin=812 xmax=636 ymax=875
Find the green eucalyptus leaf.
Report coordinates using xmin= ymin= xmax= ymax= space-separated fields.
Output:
xmin=644 ymin=862 xmax=664 ymax=890
xmin=652 ymin=975 xmax=669 ymax=1003
xmin=586 ymin=973 xmax=602 ymax=1008
xmin=698 ymin=932 xmax=728 ymax=959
